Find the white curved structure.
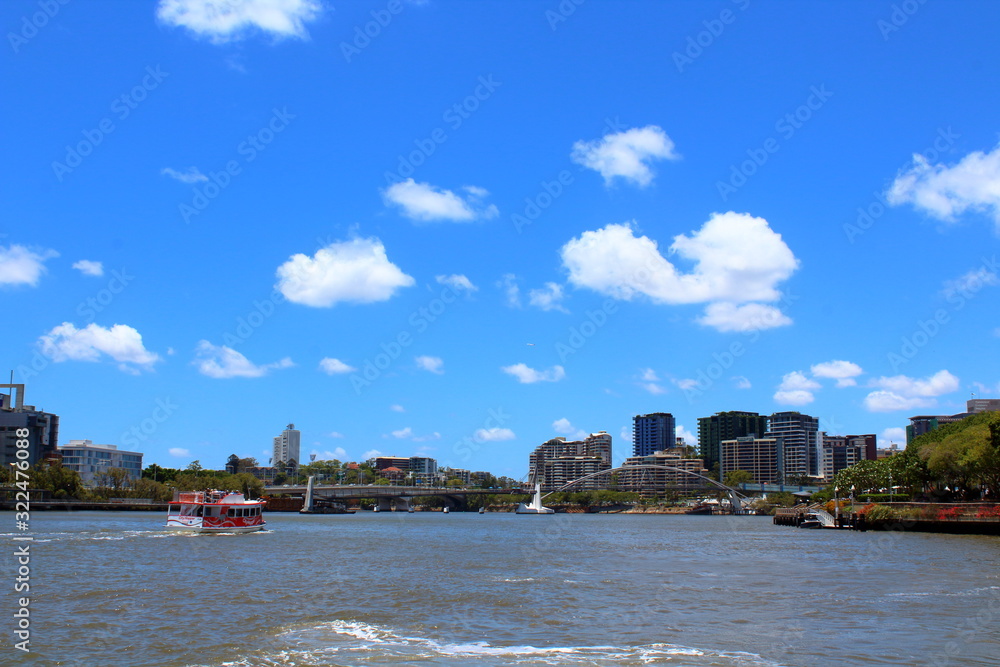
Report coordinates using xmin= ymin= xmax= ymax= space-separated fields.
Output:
xmin=516 ymin=484 xmax=554 ymax=514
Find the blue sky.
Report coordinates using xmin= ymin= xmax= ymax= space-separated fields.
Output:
xmin=4 ymin=0 xmax=1000 ymax=478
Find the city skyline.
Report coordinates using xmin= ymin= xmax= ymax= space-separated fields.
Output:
xmin=4 ymin=1 xmax=1000 ymax=479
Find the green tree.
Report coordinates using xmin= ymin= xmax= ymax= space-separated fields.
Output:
xmin=186 ymin=460 xmax=203 ymax=472
xmin=724 ymin=470 xmax=754 ymax=488
xmin=30 ymin=461 xmax=85 ymax=500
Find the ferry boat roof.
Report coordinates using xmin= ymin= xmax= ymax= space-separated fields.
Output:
xmin=170 ymin=490 xmax=264 ymax=505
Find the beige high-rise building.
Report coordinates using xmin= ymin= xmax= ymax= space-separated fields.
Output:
xmin=272 ymin=423 xmax=300 ymax=468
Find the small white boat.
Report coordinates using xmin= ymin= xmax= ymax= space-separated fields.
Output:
xmin=166 ymin=490 xmax=266 ymax=533
xmin=442 ymin=507 xmax=450 ymax=514
xmin=478 ymin=507 xmax=485 ymax=514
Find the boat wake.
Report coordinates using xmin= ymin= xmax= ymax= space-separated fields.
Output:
xmin=212 ymin=619 xmax=780 ymax=666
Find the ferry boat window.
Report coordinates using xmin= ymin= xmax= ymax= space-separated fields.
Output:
xmin=227 ymin=507 xmax=236 ymax=517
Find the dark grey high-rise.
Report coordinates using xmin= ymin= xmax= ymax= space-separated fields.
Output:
xmin=697 ymin=411 xmax=769 ymax=471
xmin=632 ymin=413 xmax=675 ymax=457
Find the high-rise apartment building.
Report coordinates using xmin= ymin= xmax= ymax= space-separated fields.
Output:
xmin=0 ymin=384 xmax=59 ymax=469
xmin=820 ymin=434 xmax=874 ymax=480
xmin=632 ymin=413 xmax=675 ymax=457
xmin=272 ymin=423 xmax=301 ymax=468
xmin=619 ymin=449 xmax=709 ymax=495
xmin=720 ymin=436 xmax=782 ymax=484
xmin=697 ymin=411 xmax=769 ymax=471
xmin=529 ymin=431 xmax=612 ymax=491
xmin=766 ymin=412 xmax=821 ymax=480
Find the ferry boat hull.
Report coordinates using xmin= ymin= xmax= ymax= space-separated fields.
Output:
xmin=166 ymin=490 xmax=267 ymax=534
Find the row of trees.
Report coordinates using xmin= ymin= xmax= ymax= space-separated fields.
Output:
xmin=832 ymin=411 xmax=1000 ymax=501
xmin=0 ymin=459 xmax=269 ymax=502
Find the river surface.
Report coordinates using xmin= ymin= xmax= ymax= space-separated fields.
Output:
xmin=2 ymin=511 xmax=999 ymax=666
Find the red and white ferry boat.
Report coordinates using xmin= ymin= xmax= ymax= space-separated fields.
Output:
xmin=165 ymin=490 xmax=266 ymax=533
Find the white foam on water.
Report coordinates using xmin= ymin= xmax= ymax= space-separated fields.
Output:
xmin=885 ymin=584 xmax=1000 ymax=598
xmin=260 ymin=619 xmax=779 ymax=666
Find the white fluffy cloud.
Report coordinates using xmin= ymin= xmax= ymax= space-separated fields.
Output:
xmin=811 ymin=360 xmax=864 ymax=387
xmin=389 ymin=427 xmax=440 ymax=442
xmin=169 ymin=447 xmax=191 ymax=458
xmin=638 ymin=368 xmax=666 ymax=395
xmin=773 ymin=371 xmax=821 ymax=406
xmin=942 ymin=268 xmax=998 ymax=301
xmin=888 ymin=142 xmax=1000 ymax=227
xmin=72 ymin=260 xmax=104 ymax=277
xmin=362 ymin=449 xmax=383 ymax=460
xmin=501 ymin=363 xmax=565 ymax=384
xmin=194 ymin=341 xmax=293 ymax=378
xmin=390 ymin=404 xmax=405 ymax=412
xmin=156 ymin=0 xmax=322 ymax=43
xmin=732 ymin=376 xmax=752 ymax=390
xmin=552 ymin=418 xmax=587 ymax=440
xmin=528 ymin=282 xmax=568 ymax=312
xmin=863 ymin=391 xmax=933 ymax=413
xmin=415 ymin=355 xmax=444 ymax=374
xmin=560 ymin=214 xmax=798 ymax=331
xmin=383 ymin=179 xmax=499 ymax=222
xmin=863 ymin=370 xmax=960 ymax=412
xmin=474 ymin=427 xmax=516 ymax=442
xmin=275 ymin=237 xmax=414 ymax=307
xmin=879 ymin=427 xmax=906 ymax=448
xmin=161 ymin=166 xmax=207 ymax=184
xmin=0 ymin=245 xmax=58 ymax=287
xmin=676 ymin=424 xmax=696 ymax=446
xmin=571 ymin=125 xmax=679 ymax=187
xmin=318 ymin=357 xmax=356 ymax=375
xmin=39 ymin=323 xmax=161 ymax=373
xmin=313 ymin=447 xmax=348 ymax=461
xmin=435 ymin=274 xmax=478 ymax=293
xmin=697 ymin=303 xmax=792 ymax=333
xmin=498 ymin=273 xmax=520 ymax=308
